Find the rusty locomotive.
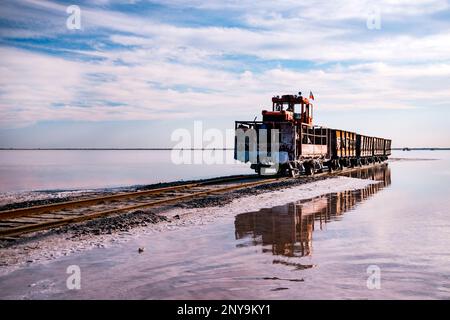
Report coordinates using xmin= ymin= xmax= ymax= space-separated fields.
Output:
xmin=234 ymin=92 xmax=391 ymax=176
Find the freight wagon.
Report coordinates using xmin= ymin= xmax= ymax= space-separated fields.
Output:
xmin=234 ymin=92 xmax=391 ymax=176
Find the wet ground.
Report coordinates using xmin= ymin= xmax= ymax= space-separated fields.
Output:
xmin=0 ymin=151 xmax=449 ymax=299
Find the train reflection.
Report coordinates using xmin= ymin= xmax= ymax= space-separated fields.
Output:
xmin=234 ymin=164 xmax=391 ymax=258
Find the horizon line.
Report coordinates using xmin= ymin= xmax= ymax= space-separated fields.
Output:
xmin=0 ymin=147 xmax=449 ymax=151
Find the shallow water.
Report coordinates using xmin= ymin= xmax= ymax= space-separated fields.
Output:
xmin=0 ymin=151 xmax=449 ymax=299
xmin=0 ymin=150 xmax=249 ymax=193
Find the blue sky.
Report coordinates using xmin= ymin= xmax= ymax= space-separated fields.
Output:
xmin=0 ymin=0 xmax=449 ymax=147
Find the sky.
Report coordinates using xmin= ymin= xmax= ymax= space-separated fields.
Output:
xmin=0 ymin=0 xmax=449 ymax=148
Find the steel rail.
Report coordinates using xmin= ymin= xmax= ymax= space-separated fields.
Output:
xmin=0 ymin=163 xmax=387 ymax=238
xmin=0 ymin=174 xmax=258 ymax=220
xmin=0 ymin=177 xmax=282 ymax=237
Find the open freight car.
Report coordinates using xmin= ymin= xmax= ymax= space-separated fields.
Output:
xmin=234 ymin=92 xmax=391 ymax=176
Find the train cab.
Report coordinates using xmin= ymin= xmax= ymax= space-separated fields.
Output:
xmin=262 ymin=93 xmax=313 ymax=125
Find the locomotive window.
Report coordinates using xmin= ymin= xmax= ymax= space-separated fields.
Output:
xmin=300 ymin=125 xmax=327 ymax=145
xmin=302 ymin=135 xmax=312 ymax=144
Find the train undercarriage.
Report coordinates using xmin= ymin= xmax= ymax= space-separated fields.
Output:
xmin=250 ymin=155 xmax=390 ymax=177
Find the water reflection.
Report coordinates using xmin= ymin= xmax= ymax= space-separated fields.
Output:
xmin=234 ymin=164 xmax=391 ymax=259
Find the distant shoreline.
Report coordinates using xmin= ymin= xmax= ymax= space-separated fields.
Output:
xmin=392 ymin=148 xmax=450 ymax=151
xmin=0 ymin=148 xmax=234 ymax=150
xmin=0 ymin=148 xmax=449 ymax=151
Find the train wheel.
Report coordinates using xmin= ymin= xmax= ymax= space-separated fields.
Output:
xmin=305 ymin=162 xmax=315 ymax=176
xmin=288 ymin=163 xmax=299 ymax=178
xmin=290 ymin=168 xmax=300 ymax=178
xmin=331 ymin=159 xmax=340 ymax=171
xmin=316 ymin=161 xmax=323 ymax=173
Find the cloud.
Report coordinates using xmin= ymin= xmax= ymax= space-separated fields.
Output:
xmin=0 ymin=0 xmax=449 ymax=129
xmin=143 ymin=0 xmax=449 ymax=17
xmin=1 ymin=44 xmax=450 ymax=129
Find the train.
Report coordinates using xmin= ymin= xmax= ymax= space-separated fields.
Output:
xmin=234 ymin=92 xmax=391 ymax=176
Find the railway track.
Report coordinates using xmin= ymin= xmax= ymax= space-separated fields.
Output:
xmin=0 ymin=164 xmax=387 ymax=240
xmin=0 ymin=175 xmax=283 ymax=239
